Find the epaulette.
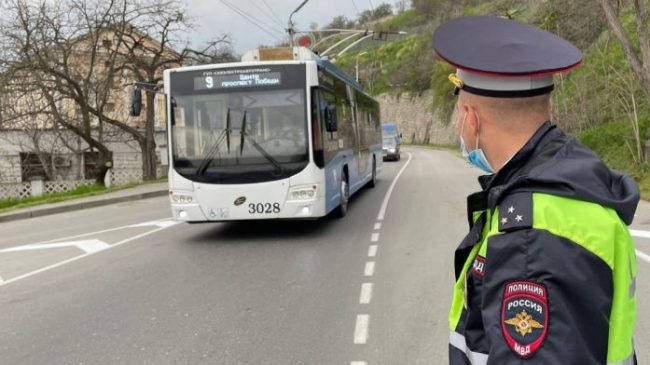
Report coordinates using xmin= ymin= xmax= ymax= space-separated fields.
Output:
xmin=498 ymin=192 xmax=533 ymax=232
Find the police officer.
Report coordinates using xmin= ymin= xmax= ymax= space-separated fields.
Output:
xmin=431 ymin=16 xmax=639 ymax=364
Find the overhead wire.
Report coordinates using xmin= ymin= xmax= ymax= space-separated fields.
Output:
xmin=243 ymin=0 xmax=284 ymax=30
xmin=351 ymin=0 xmax=360 ymax=14
xmin=259 ymin=0 xmax=286 ymax=29
xmin=222 ymin=0 xmax=285 ymax=36
xmin=218 ymin=0 xmax=285 ymax=41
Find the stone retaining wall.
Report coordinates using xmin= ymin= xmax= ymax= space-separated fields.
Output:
xmin=377 ymin=90 xmax=457 ymax=145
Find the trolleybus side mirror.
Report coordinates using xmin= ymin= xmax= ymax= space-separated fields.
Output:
xmin=325 ymin=106 xmax=338 ymax=132
xmin=130 ymin=88 xmax=142 ymax=117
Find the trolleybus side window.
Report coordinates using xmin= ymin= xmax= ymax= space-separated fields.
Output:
xmin=333 ymin=78 xmax=354 ymax=150
xmin=310 ymin=88 xmax=325 ymax=168
xmin=321 ymin=89 xmax=339 ymax=164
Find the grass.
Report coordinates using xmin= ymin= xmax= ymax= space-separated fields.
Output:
xmin=638 ymin=175 xmax=650 ymax=201
xmin=404 ymin=142 xmax=457 ymax=151
xmin=0 ymin=177 xmax=167 ymax=213
xmin=378 ymin=9 xmax=421 ymax=32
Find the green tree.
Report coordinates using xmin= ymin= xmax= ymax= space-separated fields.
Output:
xmin=326 ymin=15 xmax=356 ymax=29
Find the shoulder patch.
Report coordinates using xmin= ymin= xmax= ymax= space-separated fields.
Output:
xmin=501 ymin=281 xmax=548 ymax=358
xmin=471 ymin=255 xmax=485 ymax=277
xmin=498 ymin=192 xmax=533 ymax=232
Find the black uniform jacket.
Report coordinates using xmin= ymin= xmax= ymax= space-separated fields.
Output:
xmin=450 ymin=122 xmax=639 ymax=364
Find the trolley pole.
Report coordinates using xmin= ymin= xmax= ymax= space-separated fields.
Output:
xmin=288 ymin=0 xmax=310 ymax=47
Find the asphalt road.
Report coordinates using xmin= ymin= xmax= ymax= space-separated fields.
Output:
xmin=0 ymin=147 xmax=648 ymax=364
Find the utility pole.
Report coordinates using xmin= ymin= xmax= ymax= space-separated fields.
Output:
xmin=288 ymin=0 xmax=310 ymax=47
xmin=355 ymin=51 xmax=368 ymax=82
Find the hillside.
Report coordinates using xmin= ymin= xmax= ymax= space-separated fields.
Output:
xmin=325 ymin=0 xmax=650 ymax=196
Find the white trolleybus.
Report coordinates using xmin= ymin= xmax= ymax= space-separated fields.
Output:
xmin=163 ymin=47 xmax=382 ymax=222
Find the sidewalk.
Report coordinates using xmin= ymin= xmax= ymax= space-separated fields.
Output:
xmin=0 ymin=182 xmax=169 ymax=223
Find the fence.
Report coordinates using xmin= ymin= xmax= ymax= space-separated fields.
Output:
xmin=0 ymin=179 xmax=96 ymax=200
xmin=110 ymin=169 xmax=143 ymax=186
xmin=0 ymin=167 xmax=166 ymax=200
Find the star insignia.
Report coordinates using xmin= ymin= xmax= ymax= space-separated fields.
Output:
xmin=508 ymin=206 xmax=515 ymax=214
xmin=515 ymin=215 xmax=523 ymax=222
xmin=504 ymin=310 xmax=544 ymax=337
xmin=501 ymin=217 xmax=508 ymax=225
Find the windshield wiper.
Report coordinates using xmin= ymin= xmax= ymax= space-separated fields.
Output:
xmin=196 ymin=108 xmax=232 ymax=175
xmin=239 ymin=111 xmax=284 ymax=176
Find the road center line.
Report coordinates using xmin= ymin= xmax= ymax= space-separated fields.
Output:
xmin=368 ymin=245 xmax=377 ymax=257
xmin=374 ymin=223 xmax=381 ymax=230
xmin=364 ymin=262 xmax=375 ymax=277
xmin=370 ymin=233 xmax=379 ymax=242
xmin=359 ymin=283 xmax=373 ymax=304
xmin=354 ymin=314 xmax=369 ymax=344
xmin=0 ymin=225 xmax=171 ymax=288
xmin=351 ymin=362 xmax=367 ymax=365
xmin=377 ymin=152 xmax=412 ymax=221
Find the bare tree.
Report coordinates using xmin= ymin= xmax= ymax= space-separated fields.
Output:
xmin=0 ymin=0 xmax=231 ymax=183
xmin=1 ymin=0 xmax=127 ymax=183
xmin=598 ymin=0 xmax=650 ymax=143
xmin=105 ymin=2 xmax=231 ymax=179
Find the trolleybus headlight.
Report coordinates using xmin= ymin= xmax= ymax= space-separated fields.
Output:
xmin=170 ymin=192 xmax=194 ymax=204
xmin=288 ymin=185 xmax=317 ymax=201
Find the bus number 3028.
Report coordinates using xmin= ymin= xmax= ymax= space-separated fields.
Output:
xmin=248 ymin=202 xmax=281 ymax=214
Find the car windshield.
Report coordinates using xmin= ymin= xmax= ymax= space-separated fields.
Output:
xmin=383 ymin=137 xmax=396 ymax=146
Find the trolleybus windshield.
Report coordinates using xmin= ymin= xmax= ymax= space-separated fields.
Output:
xmin=169 ymin=64 xmax=308 ymax=184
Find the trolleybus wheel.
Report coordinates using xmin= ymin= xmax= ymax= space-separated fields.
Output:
xmin=335 ymin=173 xmax=349 ymax=218
xmin=367 ymin=158 xmax=377 ymax=188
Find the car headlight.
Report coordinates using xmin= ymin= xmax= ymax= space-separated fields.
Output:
xmin=170 ymin=192 xmax=194 ymax=204
xmin=388 ymin=148 xmax=396 ymax=153
xmin=288 ymin=185 xmax=317 ymax=201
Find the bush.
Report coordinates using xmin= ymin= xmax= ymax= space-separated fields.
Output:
xmin=580 ymin=120 xmax=648 ymax=177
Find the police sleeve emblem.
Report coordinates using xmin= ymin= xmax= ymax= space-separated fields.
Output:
xmin=501 ymin=281 xmax=548 ymax=358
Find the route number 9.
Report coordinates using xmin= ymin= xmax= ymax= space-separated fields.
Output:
xmin=205 ymin=76 xmax=214 ymax=89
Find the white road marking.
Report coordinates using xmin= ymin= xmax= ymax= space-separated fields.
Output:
xmin=351 ymin=362 xmax=367 ymax=365
xmin=0 ymin=226 xmax=169 ymax=287
xmin=368 ymin=245 xmax=377 ymax=257
xmin=129 ymin=220 xmax=179 ymax=229
xmin=0 ymin=275 xmax=3 ymax=285
xmin=359 ymin=283 xmax=373 ymax=304
xmin=374 ymin=223 xmax=381 ymax=230
xmin=364 ymin=262 xmax=375 ymax=277
xmin=11 ymin=218 xmax=176 ymax=247
xmin=0 ymin=239 xmax=110 ymax=254
xmin=637 ymin=249 xmax=650 ymax=264
xmin=377 ymin=152 xmax=412 ymax=221
xmin=354 ymin=314 xmax=369 ymax=344
xmin=626 ymin=230 xmax=650 ymax=264
xmin=630 ymin=229 xmax=650 ymax=239
xmin=371 ymin=233 xmax=379 ymax=242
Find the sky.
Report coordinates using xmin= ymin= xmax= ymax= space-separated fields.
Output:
xmin=184 ymin=0 xmax=402 ymax=53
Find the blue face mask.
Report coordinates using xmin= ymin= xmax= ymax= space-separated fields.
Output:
xmin=459 ymin=111 xmax=495 ymax=174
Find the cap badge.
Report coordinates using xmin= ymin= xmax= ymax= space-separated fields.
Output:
xmin=448 ymin=73 xmax=464 ymax=88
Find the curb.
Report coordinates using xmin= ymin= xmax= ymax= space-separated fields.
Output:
xmin=0 ymin=190 xmax=168 ymax=223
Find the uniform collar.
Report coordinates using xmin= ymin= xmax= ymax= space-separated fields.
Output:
xmin=477 ymin=122 xmax=559 ymax=206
